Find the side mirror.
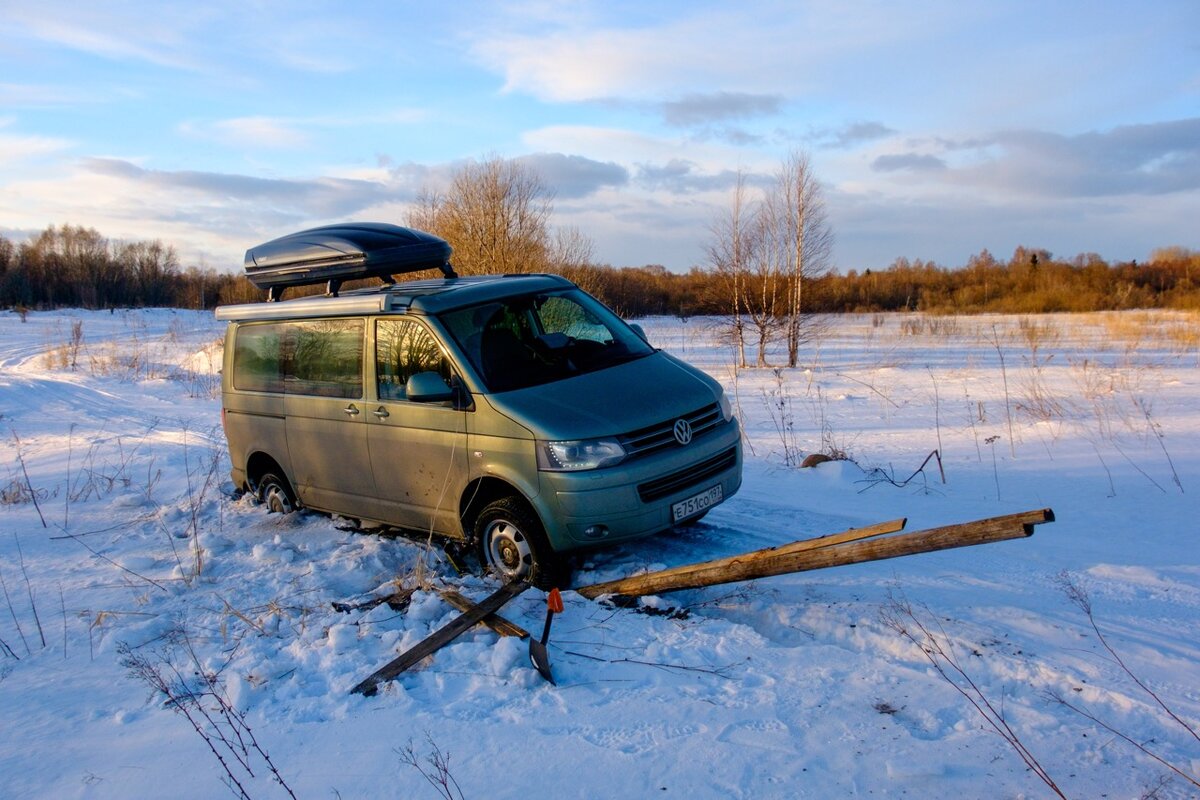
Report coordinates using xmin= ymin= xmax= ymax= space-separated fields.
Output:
xmin=629 ymin=323 xmax=648 ymax=343
xmin=407 ymin=371 xmax=454 ymax=403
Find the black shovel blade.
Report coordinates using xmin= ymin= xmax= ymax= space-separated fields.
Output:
xmin=529 ymin=639 xmax=555 ymax=685
xmin=529 ymin=588 xmax=563 ymax=685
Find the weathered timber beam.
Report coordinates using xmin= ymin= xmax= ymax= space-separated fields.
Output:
xmin=575 ymin=517 xmax=906 ymax=599
xmin=753 ymin=516 xmax=906 ymax=557
xmin=437 ymin=587 xmax=529 ymax=639
xmin=575 ymin=508 xmax=1053 ymax=600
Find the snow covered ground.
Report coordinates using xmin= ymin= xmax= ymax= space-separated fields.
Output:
xmin=1 ymin=307 xmax=1197 ymax=799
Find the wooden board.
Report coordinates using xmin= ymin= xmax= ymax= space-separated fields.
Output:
xmin=437 ymin=587 xmax=529 ymax=639
xmin=351 ymin=581 xmax=530 ymax=696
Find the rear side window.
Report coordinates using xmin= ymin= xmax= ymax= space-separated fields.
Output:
xmin=232 ymin=319 xmax=364 ymax=398
xmin=376 ymin=318 xmax=454 ymax=401
xmin=289 ymin=319 xmax=364 ymax=398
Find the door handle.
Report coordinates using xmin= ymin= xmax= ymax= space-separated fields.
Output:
xmin=343 ymin=404 xmax=360 ymax=416
xmin=373 ymin=407 xmax=390 ymax=419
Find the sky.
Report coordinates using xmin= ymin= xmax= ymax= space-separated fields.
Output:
xmin=1 ymin=0 xmax=1198 ymax=273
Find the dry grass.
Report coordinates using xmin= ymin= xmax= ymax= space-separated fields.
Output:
xmin=899 ymin=315 xmax=963 ymax=337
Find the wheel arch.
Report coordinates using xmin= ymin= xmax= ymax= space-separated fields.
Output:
xmin=245 ymin=451 xmax=290 ymax=492
xmin=460 ymin=476 xmax=533 ymax=541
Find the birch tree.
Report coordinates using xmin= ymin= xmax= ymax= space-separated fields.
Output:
xmin=704 ymin=171 xmax=753 ymax=368
xmin=770 ymin=150 xmax=832 ymax=368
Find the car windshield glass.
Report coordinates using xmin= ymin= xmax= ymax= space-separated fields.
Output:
xmin=439 ymin=289 xmax=655 ymax=393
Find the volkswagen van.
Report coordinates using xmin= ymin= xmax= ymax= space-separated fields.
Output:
xmin=216 ymin=223 xmax=742 ymax=587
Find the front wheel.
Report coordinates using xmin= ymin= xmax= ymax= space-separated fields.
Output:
xmin=256 ymin=471 xmax=296 ymax=514
xmin=475 ymin=496 xmax=567 ymax=590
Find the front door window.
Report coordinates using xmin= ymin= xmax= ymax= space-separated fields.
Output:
xmin=375 ymin=318 xmax=454 ymax=401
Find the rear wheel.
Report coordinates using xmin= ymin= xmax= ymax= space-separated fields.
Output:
xmin=475 ymin=496 xmax=567 ymax=590
xmin=256 ymin=471 xmax=296 ymax=514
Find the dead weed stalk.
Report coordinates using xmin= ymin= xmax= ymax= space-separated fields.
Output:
xmin=119 ymin=631 xmax=296 ymax=800
xmin=880 ymin=591 xmax=1066 ymax=799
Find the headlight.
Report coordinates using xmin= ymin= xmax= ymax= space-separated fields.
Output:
xmin=718 ymin=391 xmax=734 ymax=423
xmin=537 ymin=438 xmax=626 ymax=471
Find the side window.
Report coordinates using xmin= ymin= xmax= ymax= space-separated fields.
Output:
xmin=286 ymin=319 xmax=364 ymax=399
xmin=233 ymin=323 xmax=286 ymax=392
xmin=376 ymin=318 xmax=454 ymax=401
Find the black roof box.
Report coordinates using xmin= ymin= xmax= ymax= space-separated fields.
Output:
xmin=244 ymin=222 xmax=455 ymax=300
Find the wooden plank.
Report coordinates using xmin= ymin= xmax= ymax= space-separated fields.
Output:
xmin=576 ymin=509 xmax=1053 ymax=600
xmin=351 ymin=581 xmax=530 ymax=696
xmin=437 ymin=587 xmax=529 ymax=639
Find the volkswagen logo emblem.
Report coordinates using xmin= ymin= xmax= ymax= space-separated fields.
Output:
xmin=673 ymin=418 xmax=693 ymax=446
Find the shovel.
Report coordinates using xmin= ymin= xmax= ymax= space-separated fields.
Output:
xmin=528 ymin=588 xmax=564 ymax=685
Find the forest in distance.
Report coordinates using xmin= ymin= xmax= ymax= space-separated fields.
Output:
xmin=1 ymin=223 xmax=1198 ymax=318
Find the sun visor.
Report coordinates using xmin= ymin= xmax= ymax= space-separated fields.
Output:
xmin=244 ymin=222 xmax=455 ymax=300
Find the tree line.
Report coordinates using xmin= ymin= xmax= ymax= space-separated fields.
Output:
xmin=573 ymin=245 xmax=1200 ymax=318
xmin=0 ymin=225 xmax=240 ymax=311
xmin=2 ymin=157 xmax=1197 ymax=324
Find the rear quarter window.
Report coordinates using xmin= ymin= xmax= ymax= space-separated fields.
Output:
xmin=232 ymin=322 xmax=286 ymax=393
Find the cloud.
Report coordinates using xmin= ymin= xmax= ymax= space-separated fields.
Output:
xmin=871 ymin=153 xmax=947 ymax=172
xmin=659 ymin=92 xmax=783 ymax=127
xmin=514 ymin=153 xmax=629 ymax=198
xmin=864 ymin=118 xmax=1200 ymax=197
xmin=7 ymin=5 xmax=203 ymax=71
xmin=0 ymin=121 xmax=74 ymax=163
xmin=635 ymin=159 xmax=766 ymax=194
xmin=180 ymin=110 xmax=431 ymax=150
xmin=179 ymin=117 xmax=312 ymax=149
xmin=8 ymin=3 xmax=376 ymax=77
xmin=980 ymin=118 xmax=1200 ymax=196
xmin=81 ymin=158 xmax=395 ymax=217
xmin=818 ymin=121 xmax=896 ymax=149
xmin=521 ymin=125 xmax=777 ymax=178
xmin=468 ymin=4 xmax=935 ymax=102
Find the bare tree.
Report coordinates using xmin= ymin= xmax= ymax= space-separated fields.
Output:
xmin=770 ymin=150 xmax=833 ymax=368
xmin=407 ymin=155 xmax=555 ymax=275
xmin=743 ymin=204 xmax=785 ymax=367
xmin=705 ymin=156 xmax=832 ymax=369
xmin=705 ymin=171 xmax=753 ymax=369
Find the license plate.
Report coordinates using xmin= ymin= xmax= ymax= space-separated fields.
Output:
xmin=672 ymin=484 xmax=723 ymax=522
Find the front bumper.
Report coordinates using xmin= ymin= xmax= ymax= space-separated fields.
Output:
xmin=534 ymin=418 xmax=743 ymax=551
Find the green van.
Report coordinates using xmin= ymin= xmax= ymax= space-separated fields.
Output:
xmin=216 ymin=224 xmax=742 ymax=587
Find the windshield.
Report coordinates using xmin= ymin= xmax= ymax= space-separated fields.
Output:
xmin=439 ymin=289 xmax=655 ymax=393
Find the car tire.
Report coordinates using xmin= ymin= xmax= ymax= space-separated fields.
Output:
xmin=256 ymin=471 xmax=296 ymax=514
xmin=475 ymin=496 xmax=567 ymax=590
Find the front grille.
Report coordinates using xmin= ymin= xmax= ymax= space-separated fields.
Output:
xmin=619 ymin=402 xmax=722 ymax=459
xmin=637 ymin=447 xmax=738 ymax=503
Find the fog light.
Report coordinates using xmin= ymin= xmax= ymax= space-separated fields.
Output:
xmin=583 ymin=524 xmax=610 ymax=539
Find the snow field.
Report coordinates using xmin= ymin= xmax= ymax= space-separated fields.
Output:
xmin=0 ymin=307 xmax=1197 ymax=799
